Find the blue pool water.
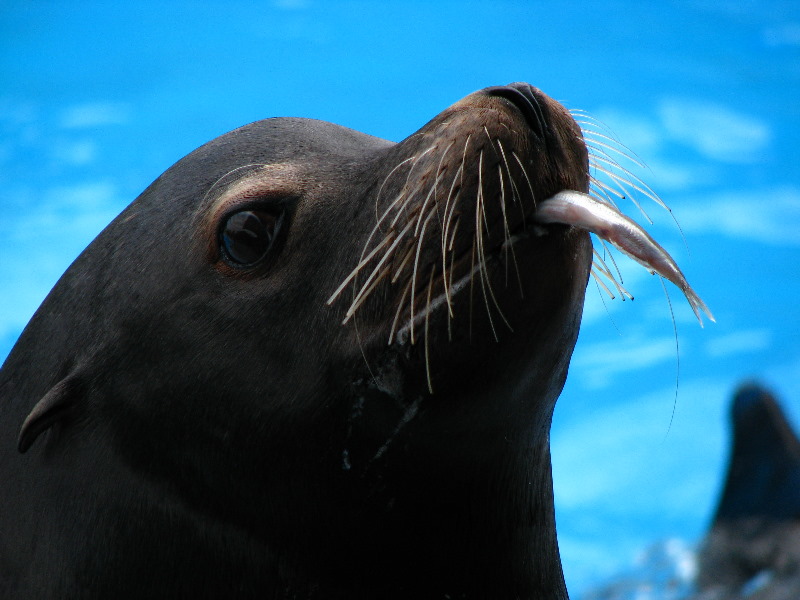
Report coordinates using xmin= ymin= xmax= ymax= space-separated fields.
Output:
xmin=2 ymin=1 xmax=799 ymax=595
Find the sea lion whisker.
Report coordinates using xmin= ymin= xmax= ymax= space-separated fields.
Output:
xmin=423 ymin=267 xmax=435 ymax=394
xmin=447 ymin=249 xmax=456 ymax=339
xmin=575 ymin=121 xmax=617 ymax=142
xmin=581 ymin=125 xmax=649 ymax=170
xmin=354 ymin=180 xmax=420 ymax=295
xmin=589 ymin=153 xmax=667 ymax=211
xmin=577 ymin=119 xmax=649 ymax=168
xmin=438 ymin=247 xmax=453 ymax=320
xmin=412 ymin=185 xmax=436 ymax=239
xmin=591 ymin=155 xmax=689 ymax=252
xmin=589 ymin=176 xmax=625 ymax=207
xmin=344 ymin=263 xmax=394 ymax=324
xmin=368 ymin=183 xmax=411 ymax=238
xmin=481 ymin=125 xmax=498 ymax=154
xmin=496 ymin=121 xmax=513 ymax=135
xmin=512 ymin=151 xmax=537 ymax=208
xmin=589 ymin=153 xmax=662 ymax=206
xmin=438 ymin=228 xmax=455 ymax=319
xmin=575 ymin=121 xmax=618 ymax=139
xmin=374 ymin=155 xmax=416 ymax=223
xmin=391 ymin=243 xmax=416 ymax=284
xmin=415 ymin=143 xmax=454 ymax=240
xmin=439 ymin=149 xmax=468 ymax=315
xmin=460 ymin=133 xmax=471 ymax=190
xmin=495 ymin=138 xmax=523 ymax=205
xmin=403 ymin=145 xmax=437 ymax=190
xmin=409 ymin=206 xmax=437 ymax=344
xmin=573 ymin=117 xmax=600 ymax=131
xmin=346 ymin=206 xmax=404 ymax=313
xmin=584 ymin=137 xmax=646 ymax=170
xmin=441 ymin=165 xmax=465 ymax=257
xmin=480 ymin=127 xmax=515 ymax=268
xmin=388 ymin=278 xmax=413 ymax=345
xmin=384 ymin=147 xmax=436 ymax=232
xmin=468 ymin=241 xmax=476 ymax=340
xmin=589 ymin=161 xmax=654 ymax=224
xmin=596 ymin=238 xmax=628 ymax=287
xmin=327 ymin=234 xmax=395 ymax=305
xmin=474 ymin=158 xmax=508 ymax=339
xmin=441 ymin=177 xmax=461 ymax=317
xmin=570 ymin=110 xmax=624 ymax=140
xmin=395 ymin=258 xmax=484 ymax=345
xmin=589 ymin=266 xmax=618 ymax=300
xmin=350 ymin=311 xmax=380 ymax=392
xmin=496 ymin=164 xmax=511 ymax=259
xmin=432 ymin=141 xmax=455 ymax=225
xmin=495 ymin=141 xmax=527 ymax=289
xmin=585 ymin=143 xmax=646 ymax=183
xmin=494 ymin=149 xmax=523 ymax=246
xmin=447 ymin=217 xmax=461 ymax=252
xmin=591 ymin=248 xmax=633 ymax=300
xmin=403 ymin=145 xmax=437 ymax=189
xmin=475 ymin=235 xmax=501 ymax=343
xmin=590 ymin=274 xmax=625 ymax=336
xmin=496 ymin=162 xmax=519 ymax=291
xmin=388 ymin=184 xmax=422 ymax=230
xmin=439 ymin=217 xmax=457 ymax=318
xmin=343 ymin=219 xmax=416 ymax=322
xmin=659 ymin=275 xmax=681 ymax=437
xmin=476 ymin=235 xmax=513 ymax=334
xmin=477 ymin=150 xmax=493 ymax=241
xmin=413 ymin=166 xmax=448 ymax=238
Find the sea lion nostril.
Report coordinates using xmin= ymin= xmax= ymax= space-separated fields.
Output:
xmin=483 ymin=84 xmax=548 ymax=140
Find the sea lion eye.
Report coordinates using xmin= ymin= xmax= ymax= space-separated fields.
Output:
xmin=219 ymin=209 xmax=283 ymax=267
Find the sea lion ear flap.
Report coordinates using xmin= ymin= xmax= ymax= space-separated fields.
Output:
xmin=18 ymin=376 xmax=82 ymax=453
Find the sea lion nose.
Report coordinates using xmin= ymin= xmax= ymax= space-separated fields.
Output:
xmin=482 ymin=82 xmax=548 ymax=141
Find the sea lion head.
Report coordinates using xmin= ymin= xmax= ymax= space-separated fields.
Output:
xmin=1 ymin=83 xmax=593 ymax=598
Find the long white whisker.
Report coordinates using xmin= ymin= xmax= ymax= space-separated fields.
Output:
xmin=590 ymin=161 xmax=654 ymax=223
xmin=512 ymin=151 xmax=537 ymax=207
xmin=409 ymin=206 xmax=437 ymax=343
xmin=374 ymin=156 xmax=415 ymax=222
xmin=590 ymin=154 xmax=667 ymax=210
xmin=388 ymin=278 xmax=413 ymax=345
xmin=327 ymin=234 xmax=394 ymax=305
xmin=424 ymin=267 xmax=435 ymax=394
xmin=343 ymin=219 xmax=415 ymax=322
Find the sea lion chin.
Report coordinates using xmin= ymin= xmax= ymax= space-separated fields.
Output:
xmin=0 ymin=83 xmax=593 ymax=599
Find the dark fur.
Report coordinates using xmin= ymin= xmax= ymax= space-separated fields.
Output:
xmin=0 ymin=84 xmax=592 ymax=599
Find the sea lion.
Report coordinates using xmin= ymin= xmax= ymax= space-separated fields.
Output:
xmin=694 ymin=383 xmax=800 ymax=600
xmin=0 ymin=82 xmax=700 ymax=599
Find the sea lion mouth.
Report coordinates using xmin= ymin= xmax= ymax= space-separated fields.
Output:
xmin=532 ymin=190 xmax=714 ymax=325
xmin=390 ymin=194 xmax=563 ymax=345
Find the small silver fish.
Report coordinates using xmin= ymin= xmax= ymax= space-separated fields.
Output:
xmin=534 ymin=190 xmax=715 ymax=326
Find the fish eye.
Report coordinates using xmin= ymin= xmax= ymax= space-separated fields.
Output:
xmin=218 ymin=208 xmax=283 ymax=267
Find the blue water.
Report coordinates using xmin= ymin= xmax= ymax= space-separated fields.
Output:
xmin=2 ymin=1 xmax=799 ymax=595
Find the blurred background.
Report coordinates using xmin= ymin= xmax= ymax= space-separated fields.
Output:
xmin=2 ymin=1 xmax=799 ymax=596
